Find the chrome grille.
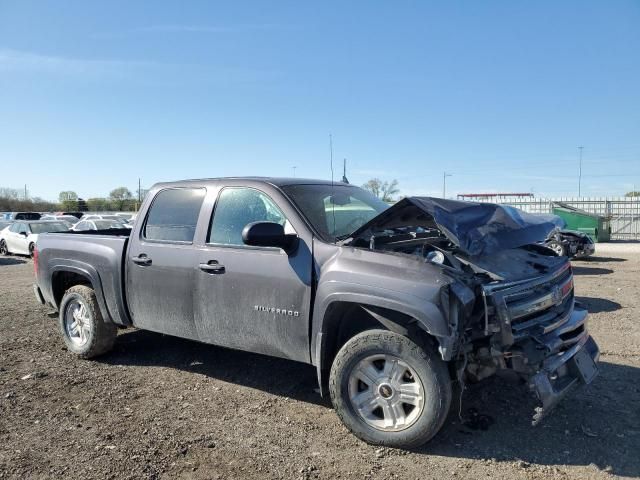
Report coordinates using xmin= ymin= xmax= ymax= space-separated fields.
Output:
xmin=483 ymin=262 xmax=576 ymax=344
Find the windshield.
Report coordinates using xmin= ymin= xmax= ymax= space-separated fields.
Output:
xmin=29 ymin=222 xmax=69 ymax=234
xmin=281 ymin=184 xmax=389 ymax=242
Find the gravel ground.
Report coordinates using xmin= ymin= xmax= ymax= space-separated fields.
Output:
xmin=1 ymin=246 xmax=639 ymax=479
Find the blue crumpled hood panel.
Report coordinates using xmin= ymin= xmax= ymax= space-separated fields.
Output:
xmin=349 ymin=197 xmax=564 ymax=257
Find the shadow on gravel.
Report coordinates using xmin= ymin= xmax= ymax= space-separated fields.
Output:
xmin=576 ymin=296 xmax=623 ymax=313
xmin=572 ymin=266 xmax=614 ymax=275
xmin=103 ymin=329 xmax=331 ymax=408
xmin=419 ymin=361 xmax=640 ymax=477
xmin=101 ymin=331 xmax=640 ymax=476
xmin=0 ymin=257 xmax=26 ymax=266
xmin=579 ymin=256 xmax=626 ymax=263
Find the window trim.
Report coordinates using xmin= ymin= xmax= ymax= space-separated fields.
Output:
xmin=205 ymin=186 xmax=289 ymax=250
xmin=140 ymin=187 xmax=206 ymax=245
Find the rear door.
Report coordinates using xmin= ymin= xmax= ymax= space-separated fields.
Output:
xmin=126 ymin=187 xmax=206 ymax=339
xmin=193 ymin=186 xmax=313 ymax=362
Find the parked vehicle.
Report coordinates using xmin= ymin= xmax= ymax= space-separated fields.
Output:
xmin=545 ymin=229 xmax=595 ymax=258
xmin=7 ymin=212 xmax=42 ymax=221
xmin=33 ymin=179 xmax=599 ymax=448
xmin=41 ymin=215 xmax=80 ymax=227
xmin=1 ymin=220 xmax=69 ymax=256
xmin=72 ymin=219 xmax=130 ymax=231
xmin=0 ymin=220 xmax=13 ymax=231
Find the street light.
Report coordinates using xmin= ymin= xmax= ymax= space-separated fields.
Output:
xmin=443 ymin=172 xmax=453 ymax=198
xmin=578 ymin=146 xmax=583 ymax=197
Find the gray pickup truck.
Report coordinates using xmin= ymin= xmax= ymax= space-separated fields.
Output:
xmin=32 ymin=178 xmax=599 ymax=448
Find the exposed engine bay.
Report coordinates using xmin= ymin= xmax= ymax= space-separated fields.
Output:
xmin=342 ymin=197 xmax=599 ymax=424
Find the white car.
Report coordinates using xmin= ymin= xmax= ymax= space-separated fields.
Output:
xmin=0 ymin=220 xmax=69 ymax=257
xmin=71 ymin=219 xmax=130 ymax=231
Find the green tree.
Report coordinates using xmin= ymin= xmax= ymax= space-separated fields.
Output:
xmin=58 ymin=191 xmax=78 ymax=211
xmin=362 ymin=178 xmax=400 ymax=202
xmin=87 ymin=198 xmax=109 ymax=212
xmin=109 ymin=187 xmax=133 ymax=211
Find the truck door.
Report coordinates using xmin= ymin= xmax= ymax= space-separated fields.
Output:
xmin=126 ymin=187 xmax=206 ymax=339
xmin=194 ymin=187 xmax=312 ymax=362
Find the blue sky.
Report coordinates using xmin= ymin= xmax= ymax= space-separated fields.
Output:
xmin=1 ymin=1 xmax=639 ymax=201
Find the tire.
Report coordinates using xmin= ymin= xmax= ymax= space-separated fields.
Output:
xmin=0 ymin=240 xmax=8 ymax=256
xmin=329 ymin=329 xmax=452 ymax=448
xmin=58 ymin=285 xmax=117 ymax=359
xmin=28 ymin=243 xmax=35 ymax=258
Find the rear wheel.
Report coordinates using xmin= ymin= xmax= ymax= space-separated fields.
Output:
xmin=329 ymin=330 xmax=452 ymax=448
xmin=0 ymin=240 xmax=8 ymax=256
xmin=59 ymin=285 xmax=116 ymax=358
xmin=28 ymin=243 xmax=35 ymax=258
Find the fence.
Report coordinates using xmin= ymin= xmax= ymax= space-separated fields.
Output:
xmin=471 ymin=197 xmax=640 ymax=241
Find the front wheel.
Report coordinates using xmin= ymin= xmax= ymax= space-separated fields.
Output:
xmin=329 ymin=330 xmax=452 ymax=448
xmin=59 ymin=285 xmax=117 ymax=359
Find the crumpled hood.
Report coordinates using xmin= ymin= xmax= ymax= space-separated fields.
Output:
xmin=348 ymin=197 xmax=564 ymax=256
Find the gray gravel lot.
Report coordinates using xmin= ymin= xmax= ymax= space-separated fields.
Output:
xmin=1 ymin=245 xmax=639 ymax=479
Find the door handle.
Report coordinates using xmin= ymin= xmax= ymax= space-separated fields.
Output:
xmin=132 ymin=255 xmax=152 ymax=266
xmin=199 ymin=261 xmax=225 ymax=274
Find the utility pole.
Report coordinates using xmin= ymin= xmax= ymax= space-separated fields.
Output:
xmin=24 ymin=184 xmax=27 ymax=200
xmin=578 ymin=146 xmax=584 ymax=197
xmin=292 ymin=166 xmax=297 ymax=177
xmin=442 ymin=172 xmax=452 ymax=198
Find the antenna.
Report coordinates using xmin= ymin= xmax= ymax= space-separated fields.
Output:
xmin=329 ymin=134 xmax=336 ymax=236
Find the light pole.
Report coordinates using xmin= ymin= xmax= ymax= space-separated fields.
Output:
xmin=578 ymin=146 xmax=584 ymax=197
xmin=443 ymin=172 xmax=452 ymax=198
xmin=292 ymin=166 xmax=297 ymax=178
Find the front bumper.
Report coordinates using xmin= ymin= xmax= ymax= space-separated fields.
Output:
xmin=529 ymin=307 xmax=599 ymax=424
xmin=578 ymin=243 xmax=595 ymax=256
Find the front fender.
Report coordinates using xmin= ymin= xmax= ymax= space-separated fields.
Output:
xmin=310 ymin=280 xmax=452 ymax=367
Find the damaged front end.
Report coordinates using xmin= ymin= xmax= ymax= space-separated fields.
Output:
xmin=344 ymin=196 xmax=600 ymax=424
xmin=478 ymin=260 xmax=599 ymax=424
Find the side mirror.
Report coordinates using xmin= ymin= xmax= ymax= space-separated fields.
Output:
xmin=20 ymin=231 xmax=28 ymax=237
xmin=242 ymin=221 xmax=298 ymax=253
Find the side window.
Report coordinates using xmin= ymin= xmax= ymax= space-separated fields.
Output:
xmin=18 ymin=223 xmax=28 ymax=234
xmin=143 ymin=188 xmax=205 ymax=243
xmin=209 ymin=188 xmax=287 ymax=246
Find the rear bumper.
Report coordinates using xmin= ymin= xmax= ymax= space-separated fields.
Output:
xmin=529 ymin=311 xmax=599 ymax=425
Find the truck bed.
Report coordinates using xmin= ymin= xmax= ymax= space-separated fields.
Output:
xmin=35 ymin=230 xmax=131 ymax=326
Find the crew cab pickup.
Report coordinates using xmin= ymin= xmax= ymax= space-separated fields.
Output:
xmin=33 ymin=178 xmax=599 ymax=448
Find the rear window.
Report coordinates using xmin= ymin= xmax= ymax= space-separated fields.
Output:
xmin=143 ymin=188 xmax=205 ymax=242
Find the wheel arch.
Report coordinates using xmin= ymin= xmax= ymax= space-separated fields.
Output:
xmin=313 ymin=299 xmax=446 ymax=396
xmin=51 ymin=264 xmax=113 ymax=325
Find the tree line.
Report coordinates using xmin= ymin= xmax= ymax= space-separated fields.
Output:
xmin=0 ymin=187 xmax=148 ymax=213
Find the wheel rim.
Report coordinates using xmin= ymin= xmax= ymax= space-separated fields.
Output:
xmin=551 ymin=243 xmax=564 ymax=256
xmin=348 ymin=354 xmax=425 ymax=432
xmin=64 ymin=300 xmax=92 ymax=347
xmin=0 ymin=241 xmax=6 ymax=255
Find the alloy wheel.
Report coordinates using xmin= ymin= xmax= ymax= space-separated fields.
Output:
xmin=347 ymin=354 xmax=425 ymax=432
